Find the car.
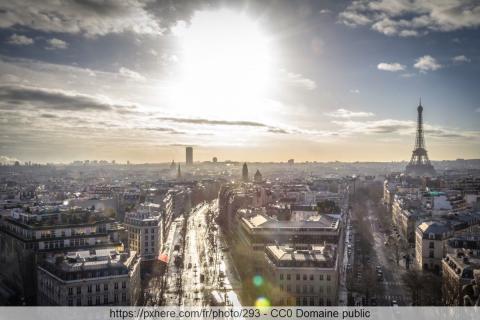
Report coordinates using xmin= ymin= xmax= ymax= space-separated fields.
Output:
xmin=376 ymin=265 xmax=382 ymax=271
xmin=391 ymin=300 xmax=398 ymax=306
xmin=188 ymin=263 xmax=192 ymax=269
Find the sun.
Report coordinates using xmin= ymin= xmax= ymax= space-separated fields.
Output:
xmin=169 ymin=9 xmax=274 ymax=120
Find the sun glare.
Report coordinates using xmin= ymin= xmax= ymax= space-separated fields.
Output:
xmin=169 ymin=9 xmax=274 ymax=119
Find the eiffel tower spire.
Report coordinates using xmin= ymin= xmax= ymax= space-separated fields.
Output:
xmin=406 ymin=100 xmax=436 ymax=176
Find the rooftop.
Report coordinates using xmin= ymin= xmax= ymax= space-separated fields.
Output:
xmin=265 ymin=244 xmax=337 ymax=268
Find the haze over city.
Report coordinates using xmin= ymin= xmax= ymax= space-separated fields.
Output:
xmin=0 ymin=0 xmax=479 ymax=164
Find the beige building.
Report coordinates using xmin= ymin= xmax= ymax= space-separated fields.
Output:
xmin=37 ymin=248 xmax=141 ymax=306
xmin=264 ymin=243 xmax=339 ymax=306
xmin=124 ymin=209 xmax=160 ymax=261
xmin=415 ymin=221 xmax=452 ymax=273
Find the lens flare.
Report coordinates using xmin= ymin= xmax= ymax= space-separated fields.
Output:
xmin=255 ymin=296 xmax=271 ymax=307
xmin=252 ymin=275 xmax=264 ymax=287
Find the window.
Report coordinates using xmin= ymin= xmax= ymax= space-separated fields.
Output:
xmin=302 ymin=297 xmax=307 ymax=306
xmin=87 ymin=285 xmax=92 ymax=293
xmin=96 ymin=284 xmax=100 ymax=292
xmin=122 ymin=281 xmax=126 ymax=289
xmin=296 ymin=274 xmax=300 ymax=281
xmin=68 ymin=299 xmax=73 ymax=306
xmin=303 ymin=274 xmax=307 ymax=281
xmin=104 ymin=283 xmax=108 ymax=291
xmin=296 ymin=285 xmax=300 ymax=293
xmin=319 ymin=275 xmax=324 ymax=280
xmin=327 ymin=286 xmax=331 ymax=293
xmin=77 ymin=286 xmax=81 ymax=294
xmin=429 ymin=251 xmax=434 ymax=258
xmin=76 ymin=298 xmax=81 ymax=306
xmin=114 ymin=282 xmax=118 ymax=290
xmin=310 ymin=285 xmax=314 ymax=293
xmin=96 ymin=296 xmax=100 ymax=305
xmin=319 ymin=298 xmax=324 ymax=306
xmin=302 ymin=285 xmax=307 ymax=293
xmin=68 ymin=287 xmax=73 ymax=296
xmin=279 ymin=284 xmax=284 ymax=291
xmin=309 ymin=274 xmax=314 ymax=281
xmin=286 ymin=274 xmax=291 ymax=280
xmin=429 ymin=241 xmax=434 ymax=249
xmin=286 ymin=285 xmax=291 ymax=292
xmin=104 ymin=294 xmax=108 ymax=304
xmin=326 ymin=299 xmax=331 ymax=306
xmin=114 ymin=294 xmax=118 ymax=303
xmin=326 ymin=275 xmax=331 ymax=281
xmin=279 ymin=273 xmax=284 ymax=280
xmin=122 ymin=293 xmax=126 ymax=302
xmin=88 ymin=297 xmax=92 ymax=306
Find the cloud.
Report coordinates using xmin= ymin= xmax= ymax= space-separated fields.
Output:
xmin=142 ymin=127 xmax=185 ymax=135
xmin=0 ymin=84 xmax=136 ymax=113
xmin=452 ymin=55 xmax=471 ymax=63
xmin=157 ymin=116 xmax=293 ymax=134
xmin=338 ymin=0 xmax=480 ymax=37
xmin=326 ymin=108 xmax=374 ymax=118
xmin=7 ymin=33 xmax=34 ymax=45
xmin=0 ymin=1 xmax=163 ymax=37
xmin=267 ymin=128 xmax=289 ymax=134
xmin=377 ymin=62 xmax=406 ymax=72
xmin=0 ymin=155 xmax=20 ymax=164
xmin=350 ymin=89 xmax=360 ymax=94
xmin=332 ymin=118 xmax=479 ymax=140
xmin=45 ymin=38 xmax=68 ymax=50
xmin=333 ymin=119 xmax=414 ymax=135
xmin=119 ymin=67 xmax=146 ymax=81
xmin=414 ymin=55 xmax=442 ymax=72
xmin=157 ymin=117 xmax=268 ymax=127
xmin=281 ymin=70 xmax=317 ymax=90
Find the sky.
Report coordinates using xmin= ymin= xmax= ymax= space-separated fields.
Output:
xmin=0 ymin=0 xmax=479 ymax=164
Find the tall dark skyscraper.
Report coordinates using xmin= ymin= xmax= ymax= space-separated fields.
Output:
xmin=186 ymin=147 xmax=193 ymax=165
xmin=242 ymin=162 xmax=249 ymax=182
xmin=406 ymin=100 xmax=436 ymax=177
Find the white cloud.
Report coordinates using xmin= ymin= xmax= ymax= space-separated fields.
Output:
xmin=7 ymin=33 xmax=34 ymax=45
xmin=350 ymin=89 xmax=360 ymax=94
xmin=339 ymin=0 xmax=480 ymax=37
xmin=281 ymin=70 xmax=316 ymax=90
xmin=452 ymin=55 xmax=471 ymax=63
xmin=414 ymin=55 xmax=442 ymax=72
xmin=0 ymin=1 xmax=163 ymax=37
xmin=326 ymin=108 xmax=374 ymax=118
xmin=377 ymin=62 xmax=406 ymax=72
xmin=118 ymin=67 xmax=146 ymax=82
xmin=46 ymin=38 xmax=68 ymax=50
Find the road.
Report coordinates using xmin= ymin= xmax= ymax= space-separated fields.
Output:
xmin=365 ymin=201 xmax=410 ymax=306
xmin=179 ymin=201 xmax=242 ymax=306
xmin=338 ymin=188 xmax=351 ymax=306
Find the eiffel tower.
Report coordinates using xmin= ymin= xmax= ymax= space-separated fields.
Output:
xmin=405 ymin=99 xmax=436 ymax=176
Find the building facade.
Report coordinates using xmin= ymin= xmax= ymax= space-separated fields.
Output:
xmin=124 ymin=210 xmax=160 ymax=261
xmin=264 ymin=244 xmax=338 ymax=306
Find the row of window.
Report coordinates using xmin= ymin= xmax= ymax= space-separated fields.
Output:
xmin=67 ymin=292 xmax=127 ymax=306
xmin=280 ymin=284 xmax=332 ymax=294
xmin=280 ymin=296 xmax=332 ymax=306
xmin=67 ymin=281 xmax=127 ymax=295
xmin=279 ymin=273 xmax=331 ymax=281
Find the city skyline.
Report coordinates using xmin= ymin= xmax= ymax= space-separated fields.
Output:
xmin=1 ymin=0 xmax=480 ymax=164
